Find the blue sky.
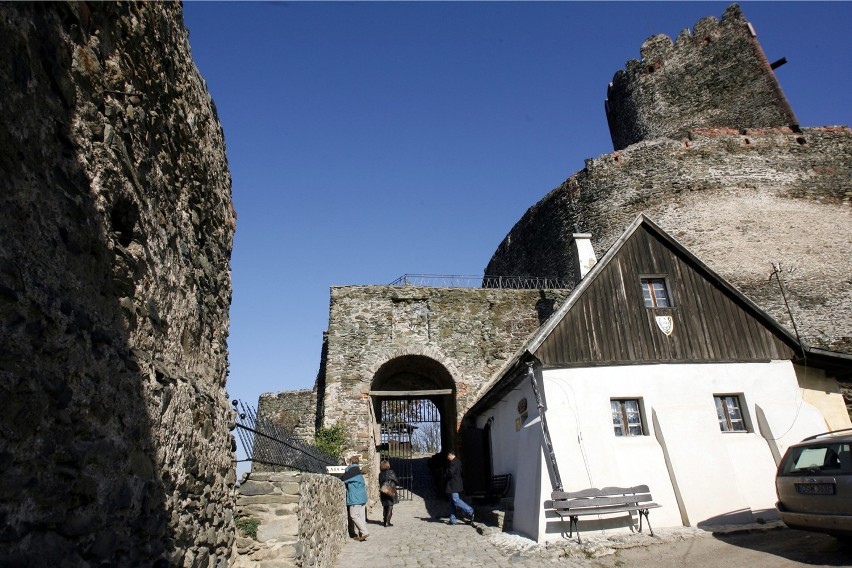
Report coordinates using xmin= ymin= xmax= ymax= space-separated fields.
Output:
xmin=182 ymin=2 xmax=852 ymax=412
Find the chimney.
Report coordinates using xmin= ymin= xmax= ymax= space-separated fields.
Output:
xmin=571 ymin=233 xmax=597 ymax=284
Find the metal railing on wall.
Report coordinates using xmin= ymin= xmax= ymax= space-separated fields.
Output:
xmin=388 ymin=274 xmax=572 ymax=289
xmin=232 ymin=400 xmax=338 ymax=474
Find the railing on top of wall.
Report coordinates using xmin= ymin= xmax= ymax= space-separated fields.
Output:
xmin=232 ymin=400 xmax=338 ymax=474
xmin=388 ymin=274 xmax=573 ymax=289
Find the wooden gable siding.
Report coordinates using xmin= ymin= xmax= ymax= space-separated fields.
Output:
xmin=535 ymin=226 xmax=797 ymax=366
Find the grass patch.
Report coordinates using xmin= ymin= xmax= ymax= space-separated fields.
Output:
xmin=235 ymin=517 xmax=260 ymax=540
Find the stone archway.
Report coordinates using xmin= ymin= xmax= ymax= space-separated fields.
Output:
xmin=369 ymin=355 xmax=457 ymax=499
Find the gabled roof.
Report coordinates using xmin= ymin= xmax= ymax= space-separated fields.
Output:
xmin=468 ymin=214 xmax=848 ymax=416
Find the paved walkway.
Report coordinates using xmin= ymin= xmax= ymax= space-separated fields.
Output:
xmin=331 ymin=458 xmax=830 ymax=568
xmin=334 ymin=457 xmax=531 ymax=568
xmin=335 ymin=459 xmax=571 ymax=568
xmin=336 ymin=497 xmax=517 ymax=568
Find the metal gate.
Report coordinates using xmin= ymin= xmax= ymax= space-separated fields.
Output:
xmin=379 ymin=398 xmax=441 ymax=500
xmin=231 ymin=400 xmax=337 ymax=473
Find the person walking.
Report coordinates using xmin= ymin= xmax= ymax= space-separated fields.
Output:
xmin=444 ymin=451 xmax=474 ymax=525
xmin=378 ymin=459 xmax=399 ymax=527
xmin=341 ymin=455 xmax=370 ymax=541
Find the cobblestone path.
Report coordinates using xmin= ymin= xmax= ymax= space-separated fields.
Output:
xmin=334 ymin=458 xmax=545 ymax=568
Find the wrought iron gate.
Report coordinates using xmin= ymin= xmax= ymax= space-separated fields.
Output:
xmin=379 ymin=398 xmax=441 ymax=500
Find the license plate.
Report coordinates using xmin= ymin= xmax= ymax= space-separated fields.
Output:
xmin=796 ymin=483 xmax=835 ymax=495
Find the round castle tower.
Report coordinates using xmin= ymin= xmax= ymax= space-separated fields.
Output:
xmin=605 ymin=3 xmax=798 ymax=151
xmin=486 ymin=3 xmax=851 ymax=354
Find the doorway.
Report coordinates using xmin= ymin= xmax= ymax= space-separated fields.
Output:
xmin=370 ymin=355 xmax=457 ymax=498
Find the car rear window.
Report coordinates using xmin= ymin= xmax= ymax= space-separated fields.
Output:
xmin=779 ymin=442 xmax=852 ymax=476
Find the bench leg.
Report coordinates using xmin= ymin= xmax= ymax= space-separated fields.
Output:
xmin=638 ymin=508 xmax=654 ymax=537
xmin=557 ymin=514 xmax=583 ymax=544
xmin=570 ymin=515 xmax=582 ymax=544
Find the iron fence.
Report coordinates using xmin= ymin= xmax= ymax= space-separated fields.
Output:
xmin=388 ymin=274 xmax=572 ymax=289
xmin=232 ymin=400 xmax=338 ymax=474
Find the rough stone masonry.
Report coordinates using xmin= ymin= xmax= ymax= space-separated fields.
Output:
xmin=486 ymin=4 xmax=852 ymax=356
xmin=0 ymin=3 xmax=237 ymax=567
xmin=260 ymin=4 xmax=852 ymax=481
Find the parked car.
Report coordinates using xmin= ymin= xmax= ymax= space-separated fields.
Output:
xmin=775 ymin=429 xmax=852 ymax=538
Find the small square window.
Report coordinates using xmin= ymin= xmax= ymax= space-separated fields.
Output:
xmin=641 ymin=278 xmax=671 ymax=308
xmin=714 ymin=395 xmax=748 ymax=432
xmin=611 ymin=399 xmax=644 ymax=436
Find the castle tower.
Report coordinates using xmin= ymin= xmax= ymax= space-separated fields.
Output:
xmin=485 ymin=3 xmax=851 ymax=355
xmin=605 ymin=3 xmax=798 ymax=150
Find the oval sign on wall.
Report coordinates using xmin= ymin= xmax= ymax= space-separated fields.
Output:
xmin=517 ymin=398 xmax=528 ymax=415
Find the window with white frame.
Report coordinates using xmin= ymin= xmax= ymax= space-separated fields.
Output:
xmin=611 ymin=399 xmax=644 ymax=436
xmin=640 ymin=277 xmax=672 ymax=308
xmin=714 ymin=395 xmax=748 ymax=432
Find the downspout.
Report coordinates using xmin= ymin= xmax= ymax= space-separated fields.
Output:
xmin=527 ymin=360 xmax=563 ymax=491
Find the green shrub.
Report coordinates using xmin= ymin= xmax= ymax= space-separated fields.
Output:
xmin=235 ymin=517 xmax=260 ymax=540
xmin=314 ymin=423 xmax=347 ymax=462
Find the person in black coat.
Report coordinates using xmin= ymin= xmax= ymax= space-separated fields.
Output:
xmin=444 ymin=451 xmax=474 ymax=524
xmin=378 ymin=459 xmax=399 ymax=527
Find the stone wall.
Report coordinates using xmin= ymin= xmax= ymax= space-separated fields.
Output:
xmin=254 ymin=390 xmax=318 ymax=472
xmin=0 ymin=3 xmax=237 ymax=566
xmin=605 ymin=4 xmax=796 ymax=151
xmin=320 ymin=286 xmax=570 ymax=456
xmin=485 ymin=126 xmax=852 ymax=355
xmin=233 ymin=472 xmax=347 ymax=568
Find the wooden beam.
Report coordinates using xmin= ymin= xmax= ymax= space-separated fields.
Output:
xmin=369 ymin=389 xmax=453 ymax=396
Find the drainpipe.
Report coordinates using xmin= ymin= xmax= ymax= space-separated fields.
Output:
xmin=527 ymin=360 xmax=563 ymax=491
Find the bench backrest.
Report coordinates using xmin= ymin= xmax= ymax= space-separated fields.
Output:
xmin=550 ymin=485 xmax=653 ymax=509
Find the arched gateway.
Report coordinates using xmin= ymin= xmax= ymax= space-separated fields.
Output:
xmin=310 ymin=284 xmax=571 ymax=503
xmin=370 ymin=355 xmax=456 ymax=499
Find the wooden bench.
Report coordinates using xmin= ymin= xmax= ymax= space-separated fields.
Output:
xmin=469 ymin=474 xmax=512 ymax=502
xmin=549 ymin=485 xmax=660 ymax=543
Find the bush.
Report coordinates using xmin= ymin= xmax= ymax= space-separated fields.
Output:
xmin=235 ymin=517 xmax=260 ymax=540
xmin=314 ymin=423 xmax=347 ymax=462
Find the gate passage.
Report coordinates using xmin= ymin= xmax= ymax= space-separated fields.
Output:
xmin=379 ymin=398 xmax=441 ymax=500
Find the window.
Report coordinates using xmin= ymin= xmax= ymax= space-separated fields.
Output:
xmin=714 ymin=395 xmax=747 ymax=432
xmin=611 ymin=399 xmax=643 ymax=436
xmin=641 ymin=278 xmax=671 ymax=308
xmin=779 ymin=442 xmax=852 ymax=476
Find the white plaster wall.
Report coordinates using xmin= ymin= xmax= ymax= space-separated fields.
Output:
xmin=475 ymin=380 xmax=547 ymax=540
xmin=536 ymin=360 xmax=829 ymax=540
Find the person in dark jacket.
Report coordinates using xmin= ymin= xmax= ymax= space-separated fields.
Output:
xmin=444 ymin=451 xmax=474 ymax=525
xmin=341 ymin=455 xmax=369 ymax=541
xmin=378 ymin=459 xmax=399 ymax=527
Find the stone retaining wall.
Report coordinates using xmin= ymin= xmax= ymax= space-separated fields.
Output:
xmin=233 ymin=472 xmax=347 ymax=568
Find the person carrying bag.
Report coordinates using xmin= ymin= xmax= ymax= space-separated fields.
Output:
xmin=378 ymin=459 xmax=399 ymax=527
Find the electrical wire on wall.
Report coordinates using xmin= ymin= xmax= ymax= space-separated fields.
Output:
xmin=550 ymin=378 xmax=595 ymax=488
xmin=765 ymin=262 xmax=807 ymax=441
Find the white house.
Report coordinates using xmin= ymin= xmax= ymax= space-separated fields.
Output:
xmin=464 ymin=214 xmax=852 ymax=542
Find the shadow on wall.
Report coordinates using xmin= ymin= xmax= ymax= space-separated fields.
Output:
xmin=0 ymin=3 xmax=234 ymax=566
xmin=695 ymin=507 xmax=779 ymax=529
xmin=0 ymin=6 xmax=169 ymax=565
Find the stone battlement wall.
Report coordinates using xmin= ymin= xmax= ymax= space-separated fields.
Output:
xmin=605 ymin=4 xmax=797 ymax=150
xmin=486 ymin=125 xmax=852 ymax=353
xmin=0 ymin=3 xmax=236 ymax=566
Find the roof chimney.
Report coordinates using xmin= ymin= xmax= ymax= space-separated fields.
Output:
xmin=571 ymin=233 xmax=597 ymax=284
